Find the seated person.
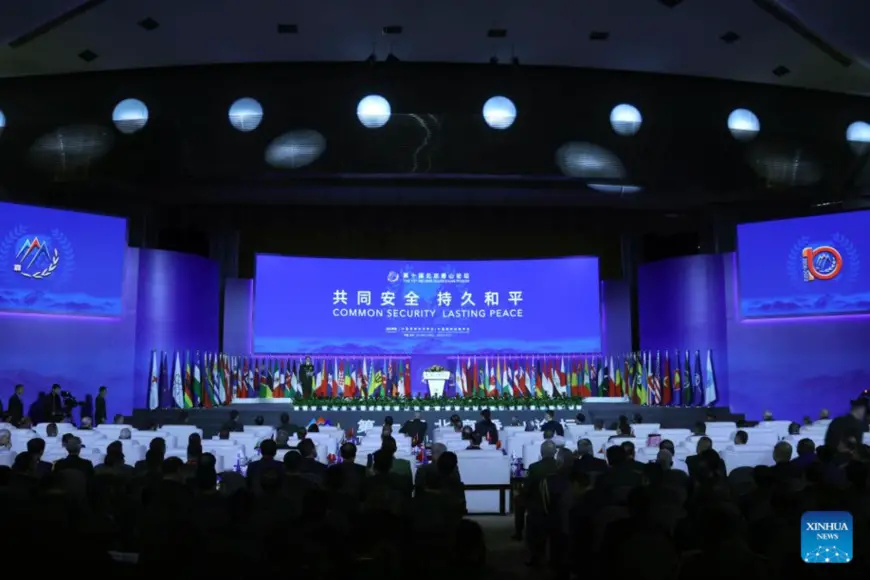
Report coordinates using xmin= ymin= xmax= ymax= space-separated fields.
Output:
xmin=220 ymin=410 xmax=243 ymax=432
xmin=733 ymin=430 xmax=748 ymax=445
xmin=540 ymin=410 xmax=564 ymax=437
xmin=466 ymin=432 xmax=484 ymax=450
xmin=254 ymin=415 xmax=265 ymax=426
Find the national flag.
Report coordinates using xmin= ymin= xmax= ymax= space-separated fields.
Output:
xmin=245 ymin=358 xmax=254 ymax=399
xmin=683 ymin=350 xmax=693 ymax=406
xmin=633 ymin=354 xmax=645 ymax=405
xmin=596 ymin=358 xmax=605 ymax=396
xmin=569 ymin=360 xmax=579 ymax=397
xmin=502 ymin=358 xmax=513 ymax=397
xmin=372 ymin=368 xmax=383 ymax=398
xmin=193 ymin=352 xmax=203 ymax=407
xmin=542 ymin=360 xmax=555 ymax=396
xmin=172 ymin=351 xmax=184 ymax=409
xmin=148 ymin=350 xmax=159 ymax=410
xmin=213 ymin=354 xmax=224 ymax=405
xmin=183 ymin=352 xmax=193 ymax=408
xmin=648 ymin=351 xmax=662 ymax=406
xmin=360 ymin=358 xmax=369 ymax=398
xmin=693 ymin=350 xmax=704 ymax=406
xmin=223 ymin=355 xmax=232 ymax=405
xmin=558 ymin=357 xmax=568 ymax=391
xmin=259 ymin=359 xmax=273 ymax=398
xmin=608 ymin=356 xmax=617 ymax=397
xmin=160 ymin=351 xmax=171 ymax=408
xmin=274 ymin=360 xmax=284 ymax=398
xmin=381 ymin=359 xmax=389 ymax=398
xmin=600 ymin=361 xmax=611 ymax=398
xmin=672 ymin=352 xmax=682 ymax=406
xmin=662 ymin=351 xmax=672 ymax=406
xmin=404 ymin=359 xmax=411 ymax=398
xmin=533 ymin=359 xmax=543 ymax=398
xmin=580 ymin=359 xmax=591 ymax=398
xmin=704 ymin=349 xmax=718 ymax=406
xmin=614 ymin=360 xmax=623 ymax=398
xmin=623 ymin=356 xmax=631 ymax=400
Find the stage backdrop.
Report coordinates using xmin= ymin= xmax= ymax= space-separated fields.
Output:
xmin=224 ymin=274 xmax=631 ymax=398
xmin=0 ymin=202 xmax=127 ymax=316
xmin=253 ymin=255 xmax=601 ymax=354
xmin=0 ymin=248 xmax=221 ymax=417
xmin=639 ymin=253 xmax=870 ymax=419
xmin=738 ymin=210 xmax=870 ymax=318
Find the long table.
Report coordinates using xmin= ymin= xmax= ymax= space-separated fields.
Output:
xmin=134 ymin=403 xmax=741 ymax=437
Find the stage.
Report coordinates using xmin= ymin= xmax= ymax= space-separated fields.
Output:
xmin=133 ymin=403 xmax=743 ymax=437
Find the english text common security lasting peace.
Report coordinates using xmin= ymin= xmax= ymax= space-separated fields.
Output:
xmin=331 ymin=289 xmax=524 ymax=318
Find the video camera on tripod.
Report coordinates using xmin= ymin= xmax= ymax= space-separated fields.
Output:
xmin=60 ymin=390 xmax=81 ymax=417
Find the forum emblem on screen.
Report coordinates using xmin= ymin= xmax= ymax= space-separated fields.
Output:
xmin=13 ymin=235 xmax=60 ymax=279
xmin=802 ymin=245 xmax=843 ymax=282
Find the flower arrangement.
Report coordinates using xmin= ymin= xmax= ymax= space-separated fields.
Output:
xmin=426 ymin=365 xmax=447 ymax=372
xmin=288 ymin=393 xmax=584 ymax=410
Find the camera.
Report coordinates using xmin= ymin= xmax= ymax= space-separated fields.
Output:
xmin=60 ymin=390 xmax=81 ymax=410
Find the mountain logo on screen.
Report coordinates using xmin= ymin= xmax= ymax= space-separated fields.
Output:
xmin=13 ymin=235 xmax=60 ymax=279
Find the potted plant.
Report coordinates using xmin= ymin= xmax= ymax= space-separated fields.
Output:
xmin=423 ymin=393 xmax=432 ymax=411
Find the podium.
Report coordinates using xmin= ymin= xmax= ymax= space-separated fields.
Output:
xmin=423 ymin=371 xmax=451 ymax=398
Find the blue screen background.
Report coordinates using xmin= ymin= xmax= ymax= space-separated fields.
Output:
xmin=738 ymin=210 xmax=870 ymax=318
xmin=0 ymin=202 xmax=127 ymax=316
xmin=254 ymin=256 xmax=601 ymax=354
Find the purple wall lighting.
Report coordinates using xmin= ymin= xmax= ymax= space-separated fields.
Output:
xmin=638 ymin=252 xmax=870 ymax=420
xmin=132 ymin=250 xmax=221 ymax=409
xmin=0 ymin=248 xmax=221 ymax=418
xmin=222 ymin=278 xmax=254 ymax=354
xmin=0 ymin=248 xmax=140 ymax=416
xmin=638 ymin=254 xmax=730 ymax=407
xmin=722 ymin=252 xmax=870 ymax=419
xmin=601 ymin=280 xmax=632 ymax=356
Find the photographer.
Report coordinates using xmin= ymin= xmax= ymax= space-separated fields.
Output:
xmin=45 ymin=384 xmax=64 ymax=422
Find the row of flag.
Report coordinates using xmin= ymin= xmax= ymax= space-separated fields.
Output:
xmin=453 ymin=349 xmax=718 ymax=406
xmin=147 ymin=352 xmax=415 ymax=409
xmin=147 ymin=349 xmax=718 ymax=409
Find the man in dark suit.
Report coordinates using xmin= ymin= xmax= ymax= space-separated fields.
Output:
xmin=7 ymin=384 xmax=24 ymax=426
xmin=45 ymin=384 xmax=64 ymax=422
xmin=94 ymin=386 xmax=108 ymax=426
xmin=475 ymin=409 xmax=499 ymax=444
xmin=540 ymin=410 xmax=564 ymax=437
xmin=330 ymin=442 xmax=368 ymax=497
xmin=26 ymin=437 xmax=52 ymax=477
xmin=825 ymin=399 xmax=867 ymax=450
xmin=399 ymin=412 xmax=428 ymax=445
xmin=685 ymin=436 xmax=713 ymax=480
xmin=220 ymin=410 xmax=244 ymax=433
xmin=275 ymin=412 xmax=301 ymax=439
xmin=523 ymin=440 xmax=560 ymax=563
xmin=300 ymin=356 xmax=315 ymax=398
xmin=574 ymin=439 xmax=607 ymax=474
xmin=246 ymin=439 xmax=284 ymax=492
xmin=54 ymin=437 xmax=94 ymax=479
xmin=297 ymin=438 xmax=326 ymax=482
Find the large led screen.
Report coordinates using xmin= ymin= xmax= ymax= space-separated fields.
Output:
xmin=0 ymin=202 xmax=127 ymax=316
xmin=254 ymin=256 xmax=601 ymax=354
xmin=738 ymin=210 xmax=870 ymax=318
